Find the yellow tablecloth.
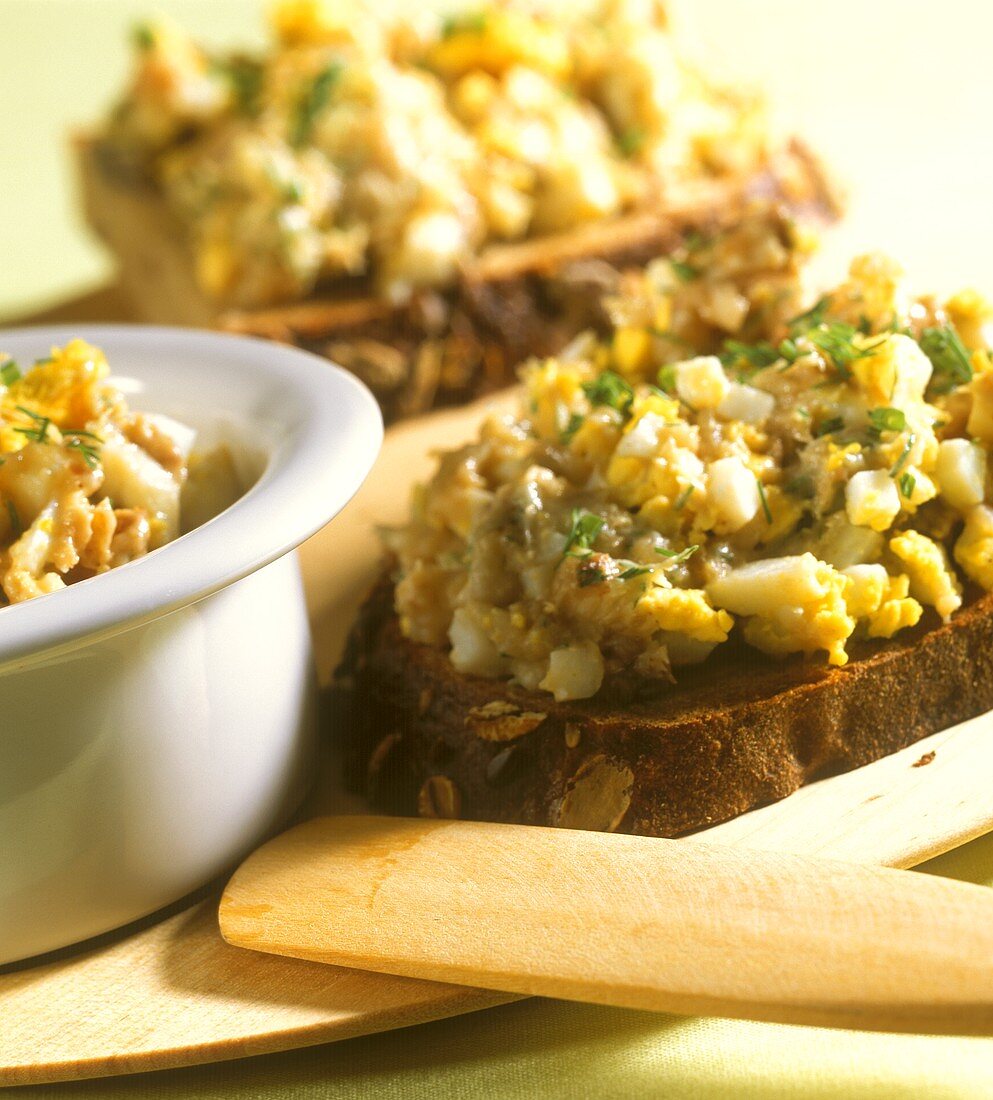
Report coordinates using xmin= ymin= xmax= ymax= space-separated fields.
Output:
xmin=5 ymin=1 xmax=993 ymax=1095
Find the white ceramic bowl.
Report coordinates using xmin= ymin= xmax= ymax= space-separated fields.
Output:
xmin=0 ymin=325 xmax=382 ymax=965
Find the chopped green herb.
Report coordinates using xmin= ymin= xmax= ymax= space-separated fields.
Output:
xmin=561 ymin=412 xmax=585 ymax=444
xmin=777 ymin=338 xmax=800 ymax=364
xmin=656 ymin=364 xmax=677 ymax=394
xmin=131 ymin=22 xmax=155 ymax=50
xmin=785 ymin=473 xmax=815 ymax=498
xmin=683 ymin=229 xmax=708 ymax=252
xmin=617 ymin=562 xmax=653 ymax=580
xmin=868 ymin=407 xmax=906 ymax=434
xmin=0 ymin=359 xmax=20 ymax=387
xmin=806 ymin=322 xmax=878 ymax=378
xmin=756 ymin=478 xmax=773 ymax=524
xmin=674 ymin=485 xmax=695 ymax=510
xmin=222 ymin=57 xmax=264 ymax=116
xmin=5 ymin=499 xmax=20 ymax=537
xmin=656 ymin=544 xmax=699 ymax=566
xmin=577 ymin=560 xmax=607 ymax=587
xmin=920 ymin=325 xmax=973 ymax=391
xmin=616 ymin=127 xmax=646 ymax=158
xmin=814 ymin=415 xmax=845 ymax=437
xmin=33 ymin=356 xmax=54 ymax=366
xmin=787 ymin=294 xmax=833 ymax=336
xmin=441 ymin=11 xmax=488 ymax=37
xmin=722 ymin=340 xmax=780 ymax=372
xmin=291 ymin=62 xmax=343 ymax=148
xmin=13 ymin=406 xmax=51 ymax=444
xmin=898 ymin=472 xmax=916 ymax=499
xmin=796 ymin=407 xmax=811 ymax=420
xmin=563 ymin=509 xmax=604 ymax=558
xmin=890 ymin=432 xmax=917 ymax=477
xmin=582 ymin=370 xmax=634 ymax=416
xmin=65 ymin=433 xmax=103 ymax=470
xmin=670 ymin=259 xmax=700 ymax=283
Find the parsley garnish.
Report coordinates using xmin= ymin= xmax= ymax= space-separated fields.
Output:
xmin=920 ymin=325 xmax=973 ymax=391
xmin=563 ymin=509 xmax=604 ymax=558
xmin=582 ymin=371 xmax=634 ymax=416
xmin=670 ymin=259 xmax=700 ymax=283
xmin=291 ymin=62 xmax=343 ymax=148
xmin=674 ymin=485 xmax=695 ymax=510
xmin=656 ymin=544 xmax=699 ymax=566
xmin=898 ymin=472 xmax=916 ymax=499
xmin=890 ymin=432 xmax=917 ymax=477
xmin=0 ymin=359 xmax=20 ymax=386
xmin=868 ymin=407 xmax=906 ymax=435
xmin=13 ymin=406 xmax=51 ymax=444
xmin=756 ymin=478 xmax=773 ymax=524
xmin=5 ymin=499 xmax=20 ymax=537
xmin=561 ymin=412 xmax=585 ymax=444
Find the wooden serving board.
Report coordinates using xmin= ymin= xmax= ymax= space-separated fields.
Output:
xmin=4 ymin=393 xmax=993 ymax=1087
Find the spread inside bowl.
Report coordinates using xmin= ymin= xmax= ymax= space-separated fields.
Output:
xmin=0 ymin=339 xmax=243 ymax=607
xmin=385 ymin=212 xmax=993 ymax=700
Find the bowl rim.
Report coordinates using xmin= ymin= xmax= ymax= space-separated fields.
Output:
xmin=0 ymin=324 xmax=383 ymax=672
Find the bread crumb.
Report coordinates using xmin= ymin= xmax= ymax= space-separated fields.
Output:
xmin=912 ymin=751 xmax=936 ymax=768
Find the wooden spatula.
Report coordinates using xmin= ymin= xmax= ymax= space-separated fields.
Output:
xmin=220 ymin=814 xmax=993 ymax=1034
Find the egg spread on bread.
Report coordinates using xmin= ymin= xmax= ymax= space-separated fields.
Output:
xmin=105 ymin=0 xmax=770 ymax=307
xmin=0 ymin=341 xmax=239 ymax=607
xmin=385 ymin=211 xmax=993 ymax=700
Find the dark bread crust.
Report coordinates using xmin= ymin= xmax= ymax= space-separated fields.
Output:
xmin=78 ymin=136 xmax=840 ymax=422
xmin=341 ymin=577 xmax=993 ymax=836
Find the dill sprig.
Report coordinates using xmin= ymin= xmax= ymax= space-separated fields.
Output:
xmin=756 ymin=478 xmax=773 ymax=524
xmin=563 ymin=509 xmax=604 ymax=558
xmin=655 ymin=544 xmax=699 ymax=566
xmin=64 ymin=431 xmax=103 ymax=470
xmin=291 ymin=62 xmax=343 ymax=148
xmin=4 ymin=499 xmax=20 ymax=537
xmin=0 ymin=359 xmax=21 ymax=387
xmin=582 ymin=370 xmax=634 ymax=416
xmin=868 ymin=407 xmax=906 ymax=435
xmin=561 ymin=412 xmax=585 ymax=444
xmin=890 ymin=432 xmax=917 ymax=476
xmin=13 ymin=405 xmax=52 ymax=444
xmin=920 ymin=325 xmax=973 ymax=391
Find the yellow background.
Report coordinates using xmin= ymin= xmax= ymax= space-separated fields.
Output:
xmin=3 ymin=0 xmax=993 ymax=1096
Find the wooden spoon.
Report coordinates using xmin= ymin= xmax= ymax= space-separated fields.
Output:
xmin=220 ymin=814 xmax=993 ymax=1034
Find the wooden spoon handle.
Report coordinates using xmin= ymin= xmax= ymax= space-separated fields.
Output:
xmin=220 ymin=815 xmax=993 ymax=1034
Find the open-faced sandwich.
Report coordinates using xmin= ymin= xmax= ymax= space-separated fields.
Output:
xmin=80 ymin=0 xmax=837 ymax=419
xmin=342 ymin=212 xmax=993 ymax=835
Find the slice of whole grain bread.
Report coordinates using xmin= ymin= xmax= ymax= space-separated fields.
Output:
xmin=340 ymin=577 xmax=993 ymax=837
